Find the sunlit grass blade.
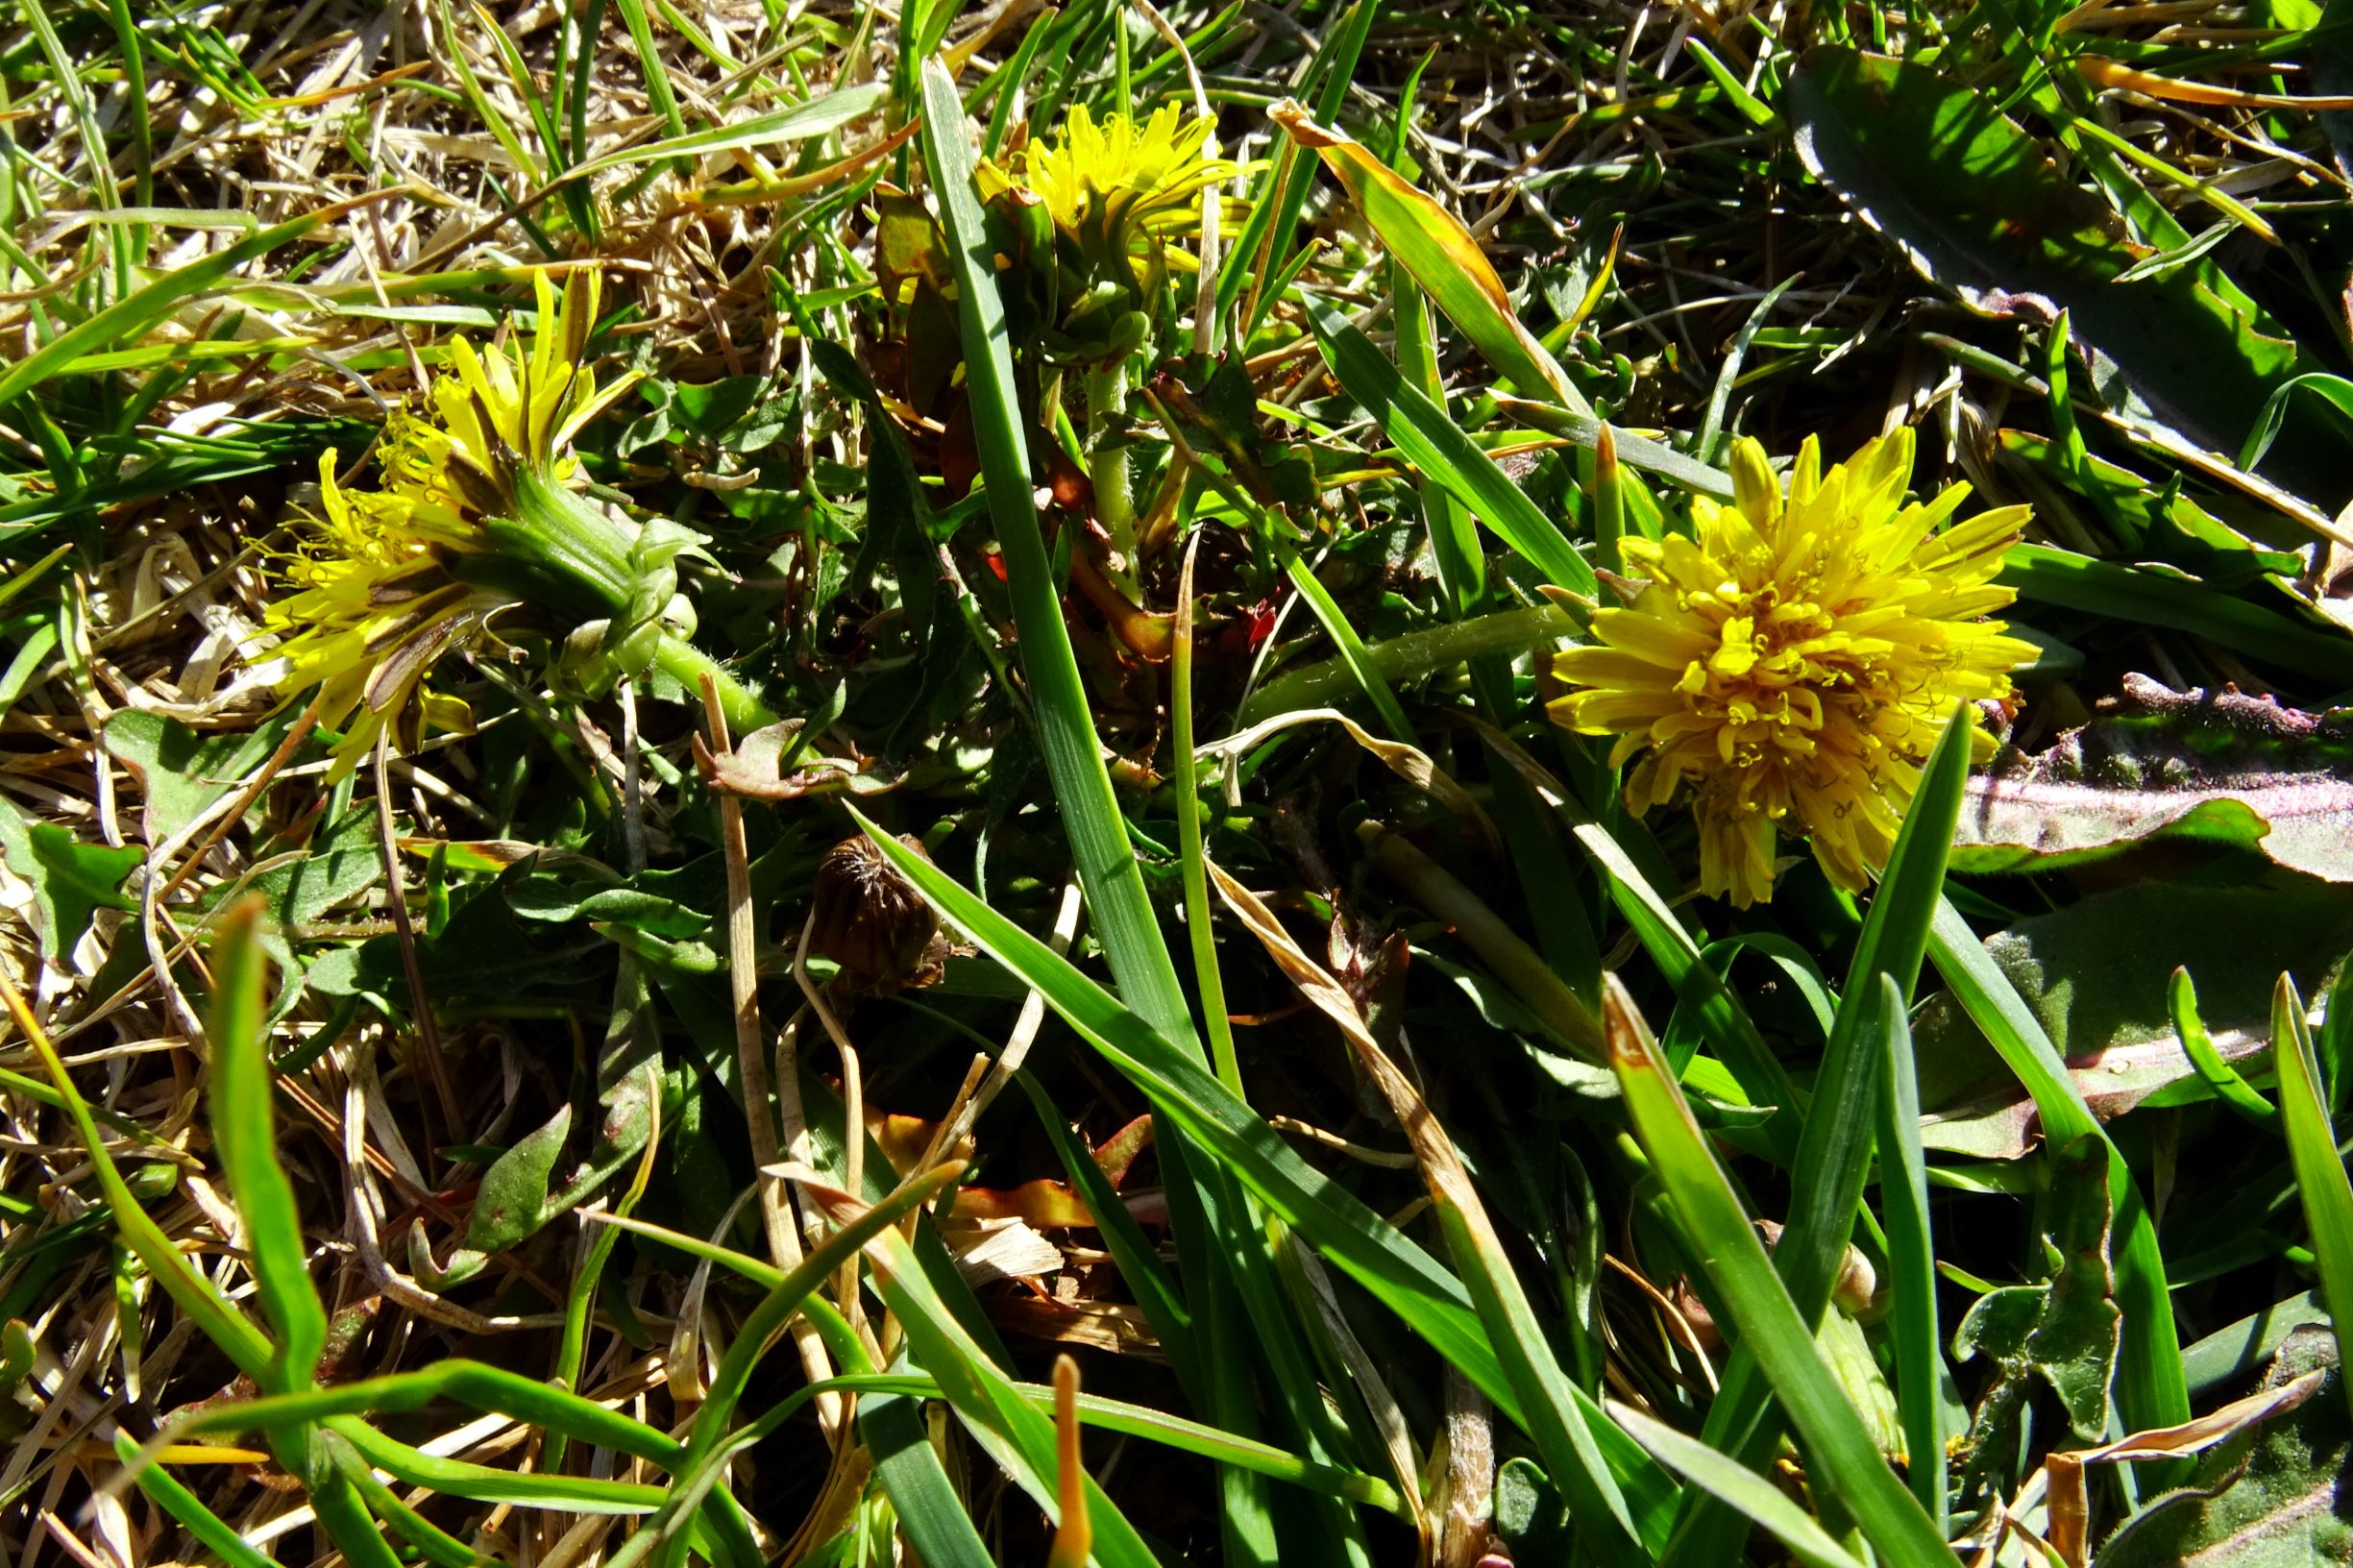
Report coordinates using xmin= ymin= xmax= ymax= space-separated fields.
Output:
xmin=1465 ymin=716 xmax=1802 ymax=1151
xmin=1604 ymin=1402 xmax=1869 ymax=1568
xmin=1924 ymin=898 xmax=2193 ymax=1453
xmin=1279 ymin=548 xmax=1417 ymax=741
xmin=2 ymin=977 xmax=273 ymax=1379
xmin=1871 ymin=972 xmax=1946 ymax=1531
xmin=0 ymin=200 xmax=380 ymax=406
xmin=1305 ymin=295 xmax=1593 ymax=595
xmin=659 ymin=1158 xmax=971 ymax=1568
xmin=864 ymin=1384 xmax=1003 ymax=1568
xmin=1213 ymin=860 xmax=1663 ymax=1556
xmin=1669 ymin=701 xmax=1973 ymax=1561
xmin=917 ymin=56 xmax=1192 ymax=1048
xmin=800 ymin=1179 xmax=1167 ymax=1568
xmin=112 ymin=1434 xmax=275 ymax=1568
xmin=1603 ymin=977 xmax=1957 ymax=1565
xmin=846 ymin=808 xmax=1517 ymax=1411
xmin=1275 ymin=103 xmax=1588 ymax=413
xmin=567 ymin=84 xmax=890 ymax=179
xmin=2270 ymin=973 xmax=2353 ymax=1421
xmin=206 ymin=898 xmax=327 ymax=1394
xmin=1217 ymin=0 xmax=1373 ymax=332
xmin=2169 ymin=967 xmax=2278 ymax=1126
xmin=1014 ymin=1069 xmax=1197 ymax=1375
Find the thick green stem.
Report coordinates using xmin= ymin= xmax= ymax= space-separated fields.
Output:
xmin=1241 ymin=602 xmax=1578 ymax=724
xmin=1087 ymin=359 xmax=1136 ymax=580
xmin=651 ymin=634 xmax=772 ymax=737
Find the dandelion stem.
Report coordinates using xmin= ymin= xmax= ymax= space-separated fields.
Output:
xmin=653 ymin=635 xmax=772 ymax=737
xmin=1087 ymin=359 xmax=1137 ymax=581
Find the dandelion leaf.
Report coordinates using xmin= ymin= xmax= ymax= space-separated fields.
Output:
xmin=1955 ymin=675 xmax=2353 ymax=882
xmin=1787 ymin=46 xmax=2339 ymax=508
xmin=2096 ymin=1328 xmax=2353 ymax=1566
xmin=1954 ymin=1137 xmax=2120 ymax=1494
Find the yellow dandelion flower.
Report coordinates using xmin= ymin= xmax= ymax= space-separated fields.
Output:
xmin=991 ymin=102 xmax=1241 ymax=271
xmin=1549 ymin=429 xmax=2037 ymax=907
xmin=261 ymin=270 xmax=766 ymax=775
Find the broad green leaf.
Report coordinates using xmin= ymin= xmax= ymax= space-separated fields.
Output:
xmin=462 ymin=1105 xmax=573 ymax=1253
xmin=1912 ymin=877 xmax=2353 ymax=1116
xmin=1956 ymin=674 xmax=2353 ymax=882
xmin=1787 ymin=46 xmax=2337 ymax=504
xmin=1952 ymin=1136 xmax=2121 ymax=1482
xmin=1274 ymin=103 xmax=1588 ymax=414
xmin=2096 ymin=1329 xmax=2350 ymax=1567
xmin=1924 ymin=899 xmax=2194 ymax=1458
xmin=103 ymin=708 xmax=296 ymax=846
xmin=0 ymin=802 xmax=143 ymax=964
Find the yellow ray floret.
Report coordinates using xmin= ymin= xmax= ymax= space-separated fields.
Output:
xmin=260 ymin=270 xmax=641 ymax=775
xmin=1549 ymin=429 xmax=2036 ymax=907
xmin=991 ymin=102 xmax=1242 ymax=266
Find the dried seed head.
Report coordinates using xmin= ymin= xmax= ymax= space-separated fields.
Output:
xmin=808 ymin=833 xmax=944 ymax=995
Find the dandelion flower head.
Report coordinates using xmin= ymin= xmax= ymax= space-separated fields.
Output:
xmin=991 ymin=102 xmax=1241 ymax=268
xmin=1549 ymin=429 xmax=2036 ymax=907
xmin=262 ymin=270 xmax=643 ymax=774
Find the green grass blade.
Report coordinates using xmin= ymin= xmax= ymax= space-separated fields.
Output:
xmin=331 ymin=1421 xmax=665 ymax=1513
xmin=0 ymin=204 xmax=347 ymax=404
xmin=1924 ymin=898 xmax=2193 ymax=1450
xmin=917 ymin=56 xmax=1194 ymax=1050
xmin=1605 ymin=1402 xmax=1869 ymax=1568
xmin=112 ymin=1435 xmax=277 ymax=1568
xmin=2169 ymin=967 xmax=2279 ymax=1126
xmin=152 ymin=1362 xmax=685 ymax=1468
xmin=4 ymin=980 xmax=273 ymax=1380
xmin=2271 ymin=973 xmax=2353 ymax=1423
xmin=1468 ymin=718 xmax=1802 ymax=1151
xmin=864 ymin=1386 xmax=1002 ymax=1568
xmin=1604 ymin=979 xmax=1957 ymax=1565
xmin=2001 ymin=544 xmax=2353 ymax=684
xmin=670 ymin=1160 xmax=969 ymax=1540
xmin=1305 ymin=295 xmax=1593 ymax=596
xmin=206 ymin=898 xmax=327 ymax=1394
xmin=1670 ymin=702 xmax=1973 ymax=1558
xmin=567 ymin=84 xmax=889 ymax=178
xmin=1173 ymin=545 xmax=1243 ymax=1097
xmin=846 ymin=809 xmax=1516 ymax=1412
xmin=1275 ymin=103 xmax=1588 ymax=413
xmin=1871 ymin=972 xmax=1946 ymax=1531
xmin=804 ymin=1187 xmax=1168 ymax=1568
xmin=1279 ymin=548 xmax=1417 ymax=741
xmin=1013 ymin=1069 xmax=1197 ymax=1379
xmin=1218 ymin=0 xmax=1374 ymax=331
